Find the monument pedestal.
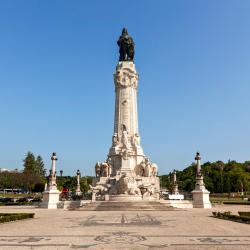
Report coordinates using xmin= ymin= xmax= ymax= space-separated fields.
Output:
xmin=192 ymin=189 xmax=211 ymax=208
xmin=192 ymin=168 xmax=212 ymax=209
xmin=41 ymin=189 xmax=60 ymax=209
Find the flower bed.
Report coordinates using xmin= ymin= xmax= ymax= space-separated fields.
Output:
xmin=0 ymin=213 xmax=34 ymax=223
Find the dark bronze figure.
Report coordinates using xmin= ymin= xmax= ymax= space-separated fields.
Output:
xmin=117 ymin=28 xmax=135 ymax=61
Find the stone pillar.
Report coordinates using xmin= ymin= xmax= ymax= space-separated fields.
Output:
xmin=172 ymin=170 xmax=179 ymax=195
xmin=192 ymin=152 xmax=212 ymax=208
xmin=75 ymin=169 xmax=82 ymax=197
xmin=109 ymin=61 xmax=145 ymax=174
xmin=92 ymin=52 xmax=160 ymax=201
xmin=41 ymin=152 xmax=60 ymax=209
xmin=49 ymin=152 xmax=58 ymax=189
xmin=195 ymin=152 xmax=201 ymax=176
xmin=168 ymin=170 xmax=184 ymax=200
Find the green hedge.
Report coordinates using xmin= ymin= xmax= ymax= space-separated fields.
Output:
xmin=222 ymin=201 xmax=250 ymax=205
xmin=212 ymin=211 xmax=250 ymax=224
xmin=238 ymin=211 xmax=250 ymax=217
xmin=0 ymin=213 xmax=34 ymax=223
xmin=0 ymin=202 xmax=32 ymax=206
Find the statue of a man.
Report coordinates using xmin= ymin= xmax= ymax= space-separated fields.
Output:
xmin=117 ymin=28 xmax=135 ymax=61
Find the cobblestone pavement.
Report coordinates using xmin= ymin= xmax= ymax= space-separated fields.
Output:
xmin=0 ymin=205 xmax=249 ymax=249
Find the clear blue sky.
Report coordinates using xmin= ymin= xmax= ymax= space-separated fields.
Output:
xmin=1 ymin=1 xmax=250 ymax=176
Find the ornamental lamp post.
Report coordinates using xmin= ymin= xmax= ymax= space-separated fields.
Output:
xmin=75 ymin=169 xmax=82 ymax=197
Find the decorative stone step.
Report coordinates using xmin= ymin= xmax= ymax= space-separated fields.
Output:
xmin=77 ymin=201 xmax=175 ymax=211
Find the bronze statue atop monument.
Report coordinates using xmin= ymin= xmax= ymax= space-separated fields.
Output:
xmin=117 ymin=28 xmax=135 ymax=61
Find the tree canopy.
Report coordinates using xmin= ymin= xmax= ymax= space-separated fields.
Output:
xmin=160 ymin=160 xmax=250 ymax=193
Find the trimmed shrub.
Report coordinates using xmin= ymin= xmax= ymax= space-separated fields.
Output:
xmin=0 ymin=213 xmax=34 ymax=223
xmin=212 ymin=211 xmax=250 ymax=224
xmin=238 ymin=212 xmax=250 ymax=217
xmin=0 ymin=202 xmax=32 ymax=206
xmin=223 ymin=201 xmax=250 ymax=205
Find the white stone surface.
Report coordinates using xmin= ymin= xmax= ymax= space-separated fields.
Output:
xmin=40 ymin=190 xmax=60 ymax=209
xmin=192 ymin=189 xmax=212 ymax=208
xmin=168 ymin=194 xmax=184 ymax=200
xmin=160 ymin=199 xmax=193 ymax=208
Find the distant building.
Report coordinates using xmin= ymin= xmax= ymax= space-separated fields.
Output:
xmin=0 ymin=168 xmax=12 ymax=173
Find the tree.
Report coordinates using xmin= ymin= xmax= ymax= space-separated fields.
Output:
xmin=35 ymin=155 xmax=46 ymax=177
xmin=23 ymin=151 xmax=36 ymax=174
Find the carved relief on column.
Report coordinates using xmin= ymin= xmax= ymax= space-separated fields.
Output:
xmin=113 ymin=62 xmax=138 ymax=89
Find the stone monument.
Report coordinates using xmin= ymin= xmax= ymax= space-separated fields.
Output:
xmin=168 ymin=169 xmax=184 ymax=200
xmin=75 ymin=169 xmax=82 ymax=197
xmin=92 ymin=28 xmax=160 ymax=201
xmin=41 ymin=152 xmax=60 ymax=209
xmin=192 ymin=152 xmax=212 ymax=208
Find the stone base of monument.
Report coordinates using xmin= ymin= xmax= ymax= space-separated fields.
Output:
xmin=77 ymin=201 xmax=175 ymax=211
xmin=40 ymin=189 xmax=60 ymax=209
xmin=57 ymin=200 xmax=81 ymax=210
xmin=192 ymin=189 xmax=212 ymax=208
xmin=108 ymin=194 xmax=142 ymax=202
xmin=160 ymin=199 xmax=193 ymax=209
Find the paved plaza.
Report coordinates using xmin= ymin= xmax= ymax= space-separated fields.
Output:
xmin=0 ymin=205 xmax=249 ymax=249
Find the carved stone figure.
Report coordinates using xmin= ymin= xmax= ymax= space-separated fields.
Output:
xmin=121 ymin=128 xmax=129 ymax=149
xmin=117 ymin=28 xmax=135 ymax=61
xmin=95 ymin=162 xmax=101 ymax=178
xmin=112 ymin=133 xmax=119 ymax=146
xmin=134 ymin=133 xmax=140 ymax=145
xmin=117 ymin=175 xmax=129 ymax=194
xmin=100 ymin=161 xmax=109 ymax=177
xmin=150 ymin=163 xmax=158 ymax=177
xmin=144 ymin=158 xmax=151 ymax=177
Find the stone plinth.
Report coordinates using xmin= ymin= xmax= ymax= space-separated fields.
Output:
xmin=40 ymin=189 xmax=60 ymax=209
xmin=192 ymin=175 xmax=212 ymax=208
xmin=192 ymin=189 xmax=212 ymax=208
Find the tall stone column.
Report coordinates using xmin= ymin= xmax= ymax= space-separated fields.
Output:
xmin=41 ymin=152 xmax=60 ymax=209
xmin=49 ymin=152 xmax=58 ymax=189
xmin=75 ymin=169 xmax=82 ymax=196
xmin=192 ymin=152 xmax=212 ymax=208
xmin=172 ymin=170 xmax=179 ymax=195
xmin=109 ymin=61 xmax=144 ymax=175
